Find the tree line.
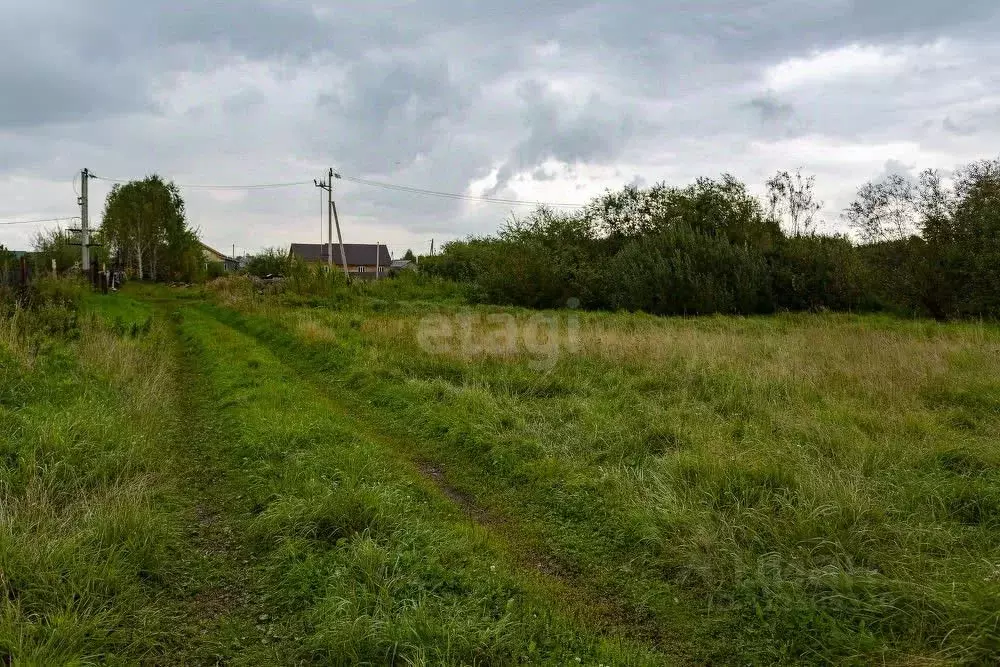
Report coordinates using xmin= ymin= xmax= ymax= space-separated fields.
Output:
xmin=421 ymin=157 xmax=1000 ymax=319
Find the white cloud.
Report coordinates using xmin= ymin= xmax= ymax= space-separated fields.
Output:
xmin=763 ymin=41 xmax=950 ymax=91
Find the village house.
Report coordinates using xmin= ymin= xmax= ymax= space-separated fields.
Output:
xmin=288 ymin=243 xmax=393 ymax=275
xmin=200 ymin=242 xmax=239 ymax=272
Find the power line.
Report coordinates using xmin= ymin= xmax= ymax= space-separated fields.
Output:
xmin=91 ymin=175 xmax=311 ymax=190
xmin=0 ymin=216 xmax=80 ymax=226
xmin=334 ymin=173 xmax=583 ymax=208
xmin=87 ymin=171 xmax=585 ymax=208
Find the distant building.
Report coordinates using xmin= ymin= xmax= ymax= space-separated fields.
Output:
xmin=390 ymin=259 xmax=415 ymax=272
xmin=200 ymin=242 xmax=239 ymax=272
xmin=289 ymin=243 xmax=393 ymax=275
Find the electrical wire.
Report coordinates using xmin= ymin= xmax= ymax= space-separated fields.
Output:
xmin=91 ymin=175 xmax=311 ymax=190
xmin=0 ymin=216 xmax=80 ymax=226
xmin=334 ymin=174 xmax=583 ymax=208
xmin=88 ymin=171 xmax=584 ymax=208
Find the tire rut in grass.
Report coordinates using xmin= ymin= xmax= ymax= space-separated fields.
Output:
xmin=150 ymin=302 xmax=269 ymax=665
xmin=202 ymin=305 xmax=679 ymax=650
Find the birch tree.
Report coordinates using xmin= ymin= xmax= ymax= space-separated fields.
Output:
xmin=99 ymin=175 xmax=200 ymax=281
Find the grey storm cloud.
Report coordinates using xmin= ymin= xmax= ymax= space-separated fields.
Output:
xmin=746 ymin=94 xmax=795 ymax=124
xmin=487 ymin=79 xmax=638 ymax=195
xmin=2 ymin=0 xmax=1000 ymax=251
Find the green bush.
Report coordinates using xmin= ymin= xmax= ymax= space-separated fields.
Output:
xmin=419 ymin=239 xmax=501 ymax=283
xmin=606 ymin=227 xmax=771 ymax=315
xmin=857 ymin=238 xmax=928 ymax=315
xmin=206 ymin=261 xmax=228 ymax=279
xmin=11 ymin=276 xmax=87 ymax=312
xmin=244 ymin=248 xmax=292 ymax=277
xmin=769 ymin=235 xmax=875 ymax=312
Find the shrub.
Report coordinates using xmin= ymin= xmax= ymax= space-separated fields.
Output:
xmin=606 ymin=227 xmax=771 ymax=315
xmin=245 ymin=248 xmax=292 ymax=277
xmin=206 ymin=261 xmax=228 ymax=279
xmin=768 ymin=235 xmax=875 ymax=312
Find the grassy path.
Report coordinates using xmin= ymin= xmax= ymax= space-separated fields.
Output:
xmin=193 ymin=302 xmax=727 ymax=658
xmin=193 ymin=302 xmax=711 ymax=656
xmin=0 ymin=290 xmax=273 ymax=664
xmin=149 ymin=296 xmax=666 ymax=664
xmin=146 ymin=295 xmax=275 ymax=664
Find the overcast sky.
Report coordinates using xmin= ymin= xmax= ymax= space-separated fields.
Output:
xmin=2 ymin=1 xmax=998 ymax=256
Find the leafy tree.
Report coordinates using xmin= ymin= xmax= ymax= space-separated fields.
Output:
xmin=402 ymin=248 xmax=416 ymax=262
xmin=584 ymin=176 xmax=780 ymax=250
xmin=31 ymin=228 xmax=80 ymax=274
xmin=917 ymin=169 xmax=955 ymax=244
xmin=947 ymin=158 xmax=1000 ymax=316
xmin=244 ymin=248 xmax=292 ymax=277
xmin=99 ymin=175 xmax=201 ymax=281
xmin=766 ymin=169 xmax=822 ymax=236
xmin=844 ymin=174 xmax=919 ymax=243
xmin=584 ymin=182 xmax=674 ymax=241
xmin=419 ymin=160 xmax=1000 ymax=319
xmin=679 ymin=175 xmax=781 ymax=249
xmin=420 ymin=238 xmax=502 ymax=283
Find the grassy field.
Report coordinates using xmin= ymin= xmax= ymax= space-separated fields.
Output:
xmin=2 ymin=276 xmax=1000 ymax=664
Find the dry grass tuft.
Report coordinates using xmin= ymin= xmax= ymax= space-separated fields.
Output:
xmin=295 ymin=315 xmax=338 ymax=344
xmin=0 ymin=307 xmax=37 ymax=369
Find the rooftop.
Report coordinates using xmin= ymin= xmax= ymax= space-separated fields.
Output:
xmin=289 ymin=243 xmax=392 ymax=266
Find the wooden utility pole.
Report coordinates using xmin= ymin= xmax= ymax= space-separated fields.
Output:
xmin=80 ymin=168 xmax=90 ymax=271
xmin=327 ymin=168 xmax=333 ymax=269
xmin=330 ymin=199 xmax=349 ymax=280
xmin=375 ymin=241 xmax=381 ymax=280
xmin=314 ymin=174 xmax=333 ymax=269
xmin=316 ymin=169 xmax=350 ymax=281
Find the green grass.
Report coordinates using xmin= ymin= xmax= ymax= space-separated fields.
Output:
xmin=4 ymin=277 xmax=1000 ymax=664
xmin=82 ymin=291 xmax=153 ymax=329
xmin=171 ymin=305 xmax=659 ymax=664
xmin=199 ymin=277 xmax=1000 ymax=663
xmin=0 ymin=294 xmax=184 ymax=662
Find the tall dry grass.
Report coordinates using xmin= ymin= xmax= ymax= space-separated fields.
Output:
xmin=0 ymin=306 xmax=35 ymax=368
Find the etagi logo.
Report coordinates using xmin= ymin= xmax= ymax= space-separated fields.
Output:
xmin=416 ymin=300 xmax=582 ymax=371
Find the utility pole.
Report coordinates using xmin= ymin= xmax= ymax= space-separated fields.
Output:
xmin=315 ymin=169 xmax=350 ymax=281
xmin=327 ymin=168 xmax=333 ymax=269
xmin=79 ymin=168 xmax=90 ymax=271
xmin=314 ymin=172 xmax=333 ymax=269
xmin=331 ymin=171 xmax=349 ymax=278
xmin=330 ymin=199 xmax=349 ymax=280
xmin=375 ymin=241 xmax=381 ymax=280
xmin=430 ymin=238 xmax=435 ymax=256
